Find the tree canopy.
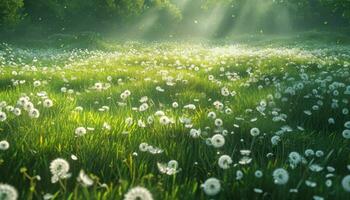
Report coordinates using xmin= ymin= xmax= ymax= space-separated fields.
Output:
xmin=0 ymin=0 xmax=349 ymax=35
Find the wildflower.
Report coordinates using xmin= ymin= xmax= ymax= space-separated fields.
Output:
xmin=154 ymin=110 xmax=165 ymax=116
xmin=288 ymin=152 xmax=302 ymax=166
xmin=147 ymin=116 xmax=154 ymax=124
xmin=61 ymin=87 xmax=67 ymax=93
xmin=213 ymin=101 xmax=224 ymax=110
xmin=0 ymin=112 xmax=6 ymax=122
xmin=313 ymin=195 xmax=324 ymax=200
xmin=124 ymin=186 xmax=153 ymax=200
xmin=214 ymin=118 xmax=223 ymax=127
xmin=43 ymin=99 xmax=53 ymax=108
xmin=315 ymin=150 xmax=324 ymax=157
xmin=240 ymin=150 xmax=251 ymax=156
xmin=33 ymin=80 xmax=41 ymax=87
xmin=49 ymin=158 xmax=71 ymax=183
xmin=139 ymin=143 xmax=149 ymax=152
xmin=253 ymin=187 xmax=263 ymax=194
xmin=273 ymin=168 xmax=289 ymax=185
xmin=43 ymin=193 xmax=54 ymax=200
xmin=184 ymin=104 xmax=196 ymax=110
xmin=147 ymin=145 xmax=163 ymax=154
xmin=137 ymin=120 xmax=146 ymax=128
xmin=325 ymin=179 xmax=332 ymax=187
xmin=305 ymin=180 xmax=317 ymax=187
xmin=168 ymin=160 xmax=178 ymax=169
xmin=102 ymin=122 xmax=111 ymax=130
xmin=328 ymin=118 xmax=335 ymax=124
xmin=12 ymin=108 xmax=21 ymax=116
xmin=271 ymin=135 xmax=280 ymax=145
xmin=343 ymin=130 xmax=350 ymax=139
xmin=120 ymin=90 xmax=131 ymax=100
xmin=218 ymin=155 xmax=232 ymax=169
xmin=155 ymin=86 xmax=164 ymax=92
xmin=157 ymin=160 xmax=180 ymax=175
xmin=77 ymin=170 xmax=93 ymax=187
xmin=75 ymin=127 xmax=87 ymax=137
xmin=23 ymin=102 xmax=34 ymax=111
xmin=255 ymin=170 xmax=263 ymax=178
xmin=345 ymin=121 xmax=350 ymax=129
xmin=71 ymin=155 xmax=78 ymax=160
xmin=305 ymin=149 xmax=315 ymax=157
xmin=189 ymin=129 xmax=201 ymax=138
xmin=125 ymin=117 xmax=133 ymax=126
xmin=221 ymin=87 xmax=230 ymax=96
xmin=139 ymin=103 xmax=149 ymax=112
xmin=202 ymin=178 xmax=221 ymax=196
xmin=207 ymin=111 xmax=216 ymax=119
xmin=0 ymin=140 xmax=10 ymax=150
xmin=250 ymin=127 xmax=260 ymax=137
xmin=0 ymin=183 xmax=18 ymax=200
xmin=239 ymin=156 xmax=252 ymax=165
xmin=94 ymin=83 xmax=103 ymax=91
xmin=342 ymin=175 xmax=350 ymax=192
xmin=236 ymin=170 xmax=244 ymax=180
xmin=28 ymin=108 xmax=40 ymax=118
xmin=172 ymin=102 xmax=178 ymax=108
xmin=159 ymin=116 xmax=171 ymax=125
xmin=225 ymin=108 xmax=232 ymax=114
xmin=211 ymin=134 xmax=225 ymax=148
xmin=309 ymin=164 xmax=323 ymax=172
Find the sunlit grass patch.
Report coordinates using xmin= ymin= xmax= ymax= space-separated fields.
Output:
xmin=0 ymin=38 xmax=350 ymax=199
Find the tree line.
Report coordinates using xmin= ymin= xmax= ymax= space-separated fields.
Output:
xmin=0 ymin=0 xmax=349 ymax=34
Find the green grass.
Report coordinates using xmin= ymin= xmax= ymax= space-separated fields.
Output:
xmin=0 ymin=35 xmax=350 ymax=200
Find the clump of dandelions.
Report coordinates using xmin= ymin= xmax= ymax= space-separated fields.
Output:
xmin=123 ymin=186 xmax=153 ymax=200
xmin=0 ymin=183 xmax=18 ymax=200
xmin=49 ymin=158 xmax=71 ymax=183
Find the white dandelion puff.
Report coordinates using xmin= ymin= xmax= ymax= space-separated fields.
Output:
xmin=211 ymin=134 xmax=225 ymax=148
xmin=250 ymin=127 xmax=260 ymax=137
xmin=342 ymin=175 xmax=350 ymax=192
xmin=218 ymin=155 xmax=232 ymax=169
xmin=49 ymin=158 xmax=71 ymax=183
xmin=43 ymin=99 xmax=53 ymax=108
xmin=77 ymin=170 xmax=93 ymax=187
xmin=342 ymin=130 xmax=350 ymax=139
xmin=202 ymin=178 xmax=221 ymax=196
xmin=28 ymin=108 xmax=40 ymax=118
xmin=75 ymin=127 xmax=87 ymax=137
xmin=123 ymin=186 xmax=153 ymax=200
xmin=0 ymin=112 xmax=7 ymax=122
xmin=0 ymin=183 xmax=18 ymax=200
xmin=0 ymin=140 xmax=10 ymax=151
xmin=273 ymin=168 xmax=289 ymax=185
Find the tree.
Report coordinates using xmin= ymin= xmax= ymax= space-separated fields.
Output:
xmin=0 ymin=0 xmax=23 ymax=27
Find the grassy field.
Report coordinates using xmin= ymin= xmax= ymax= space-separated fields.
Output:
xmin=0 ymin=35 xmax=350 ymax=200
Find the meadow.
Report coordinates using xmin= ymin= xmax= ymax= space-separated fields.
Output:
xmin=0 ymin=34 xmax=350 ymax=200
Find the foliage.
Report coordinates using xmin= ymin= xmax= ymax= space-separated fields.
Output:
xmin=0 ymin=0 xmax=350 ymax=35
xmin=0 ymin=0 xmax=23 ymax=27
